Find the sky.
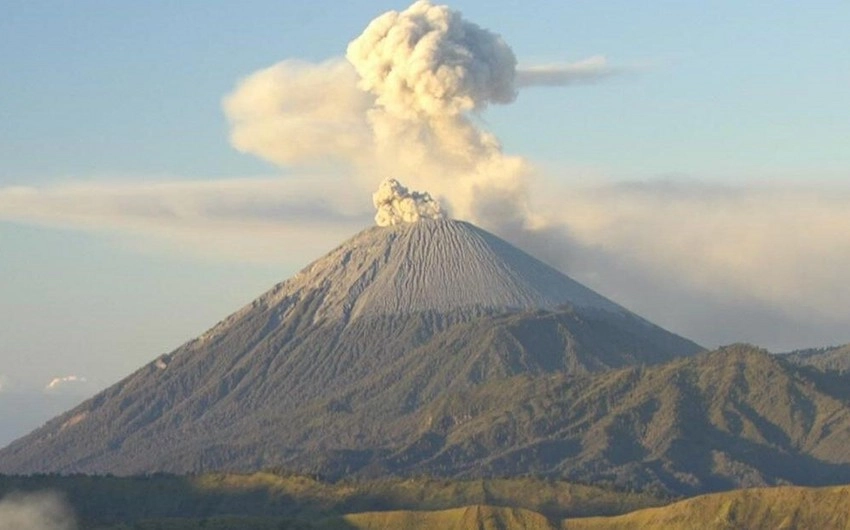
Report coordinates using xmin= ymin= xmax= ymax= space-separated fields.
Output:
xmin=1 ymin=1 xmax=849 ymax=443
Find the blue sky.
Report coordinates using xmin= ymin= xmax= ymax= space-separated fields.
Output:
xmin=1 ymin=1 xmax=849 ymax=442
xmin=4 ymin=1 xmax=848 ymax=182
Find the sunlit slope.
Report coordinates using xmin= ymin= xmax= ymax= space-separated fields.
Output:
xmin=335 ymin=505 xmax=557 ymax=530
xmin=563 ymin=485 xmax=850 ymax=530
xmin=10 ymin=473 xmax=848 ymax=530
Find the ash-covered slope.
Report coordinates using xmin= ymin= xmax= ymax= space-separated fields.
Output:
xmin=210 ymin=219 xmax=622 ymax=329
xmin=0 ymin=219 xmax=700 ymax=475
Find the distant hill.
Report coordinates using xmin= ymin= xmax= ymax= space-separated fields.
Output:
xmin=329 ymin=485 xmax=850 ymax=530
xmin=784 ymin=344 xmax=850 ymax=373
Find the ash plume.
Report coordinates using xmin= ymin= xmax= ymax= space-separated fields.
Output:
xmin=516 ymin=56 xmax=621 ymax=87
xmin=373 ymin=178 xmax=445 ymax=226
xmin=224 ymin=59 xmax=371 ymax=167
xmin=224 ymin=0 xmax=557 ymax=233
xmin=0 ymin=491 xmax=77 ymax=530
xmin=346 ymin=1 xmax=518 ymax=118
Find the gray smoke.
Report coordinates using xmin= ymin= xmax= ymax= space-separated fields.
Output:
xmin=516 ymin=56 xmax=621 ymax=87
xmin=345 ymin=0 xmax=532 ymax=226
xmin=0 ymin=491 xmax=77 ymax=530
xmin=373 ymin=178 xmax=445 ymax=226
xmin=224 ymin=0 xmax=540 ymax=230
xmin=346 ymin=0 xmax=517 ymax=118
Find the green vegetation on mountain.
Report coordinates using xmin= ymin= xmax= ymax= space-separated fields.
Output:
xmin=369 ymin=344 xmax=850 ymax=494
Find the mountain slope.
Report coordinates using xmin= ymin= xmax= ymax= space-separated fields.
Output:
xmin=785 ymin=344 xmax=850 ymax=373
xmin=0 ymin=219 xmax=700 ymax=475
xmin=336 ymin=485 xmax=850 ymax=530
xmin=564 ymin=485 xmax=850 ymax=530
xmin=379 ymin=344 xmax=850 ymax=494
xmin=338 ymin=505 xmax=557 ymax=530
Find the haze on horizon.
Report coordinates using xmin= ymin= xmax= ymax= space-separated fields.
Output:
xmin=1 ymin=0 xmax=849 ymax=444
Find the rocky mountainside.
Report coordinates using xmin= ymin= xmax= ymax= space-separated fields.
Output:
xmin=784 ymin=344 xmax=850 ymax=373
xmin=383 ymin=344 xmax=850 ymax=495
xmin=0 ymin=219 xmax=700 ymax=476
xmin=6 ymin=220 xmax=850 ymax=497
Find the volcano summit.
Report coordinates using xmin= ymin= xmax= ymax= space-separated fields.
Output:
xmin=0 ymin=202 xmax=700 ymax=476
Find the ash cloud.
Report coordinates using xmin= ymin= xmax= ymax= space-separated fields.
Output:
xmin=224 ymin=0 xmax=556 ymax=231
xmin=373 ymin=178 xmax=445 ymax=226
xmin=516 ymin=56 xmax=622 ymax=87
xmin=346 ymin=1 xmax=518 ymax=118
xmin=223 ymin=1 xmax=628 ymax=234
xmin=224 ymin=60 xmax=371 ymax=167
xmin=0 ymin=491 xmax=77 ymax=530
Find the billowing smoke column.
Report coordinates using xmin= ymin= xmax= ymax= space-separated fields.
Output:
xmin=346 ymin=1 xmax=518 ymax=119
xmin=224 ymin=0 xmax=540 ymax=231
xmin=373 ymin=178 xmax=445 ymax=226
xmin=345 ymin=0 xmax=532 ymax=227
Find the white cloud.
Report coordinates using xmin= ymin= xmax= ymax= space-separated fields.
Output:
xmin=519 ymin=179 xmax=850 ymax=350
xmin=516 ymin=56 xmax=625 ymax=88
xmin=45 ymin=375 xmax=87 ymax=391
xmin=0 ymin=176 xmax=371 ymax=263
xmin=555 ymin=181 xmax=850 ymax=312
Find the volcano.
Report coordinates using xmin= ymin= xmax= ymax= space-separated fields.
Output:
xmin=0 ymin=219 xmax=701 ymax=475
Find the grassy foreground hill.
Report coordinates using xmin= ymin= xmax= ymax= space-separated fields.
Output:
xmin=5 ymin=473 xmax=849 ymax=529
xmin=563 ymin=485 xmax=850 ymax=530
xmin=335 ymin=485 xmax=850 ymax=530
xmin=76 ymin=484 xmax=850 ymax=530
xmin=327 ymin=486 xmax=850 ymax=530
xmin=0 ymin=472 xmax=661 ymax=528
